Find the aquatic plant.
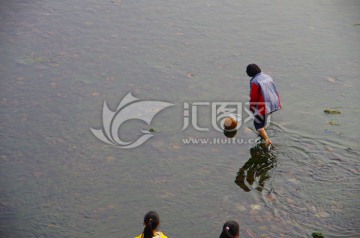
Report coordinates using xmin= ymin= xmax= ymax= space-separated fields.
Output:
xmin=312 ymin=232 xmax=324 ymax=238
xmin=324 ymin=109 xmax=341 ymax=114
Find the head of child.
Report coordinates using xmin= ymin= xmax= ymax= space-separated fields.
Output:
xmin=219 ymin=220 xmax=240 ymax=238
xmin=142 ymin=211 xmax=160 ymax=238
xmin=246 ymin=64 xmax=261 ymax=78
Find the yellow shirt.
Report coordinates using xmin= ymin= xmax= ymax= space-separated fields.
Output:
xmin=134 ymin=231 xmax=168 ymax=238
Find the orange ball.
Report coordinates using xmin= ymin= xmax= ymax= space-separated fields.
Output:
xmin=224 ymin=116 xmax=237 ymax=130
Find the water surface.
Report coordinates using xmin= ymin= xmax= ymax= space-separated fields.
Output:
xmin=1 ymin=0 xmax=359 ymax=237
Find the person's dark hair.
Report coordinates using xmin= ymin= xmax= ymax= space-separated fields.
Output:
xmin=246 ymin=64 xmax=261 ymax=77
xmin=219 ymin=220 xmax=240 ymax=238
xmin=142 ymin=211 xmax=160 ymax=238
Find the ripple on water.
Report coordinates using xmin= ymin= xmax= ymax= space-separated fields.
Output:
xmin=268 ymin=125 xmax=360 ymax=237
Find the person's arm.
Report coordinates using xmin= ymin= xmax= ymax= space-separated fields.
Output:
xmin=249 ymin=82 xmax=260 ymax=113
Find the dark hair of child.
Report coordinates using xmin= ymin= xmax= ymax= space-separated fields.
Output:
xmin=246 ymin=63 xmax=262 ymax=77
xmin=142 ymin=211 xmax=160 ymax=238
xmin=219 ymin=220 xmax=240 ymax=238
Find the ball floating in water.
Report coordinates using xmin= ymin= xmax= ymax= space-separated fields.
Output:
xmin=224 ymin=116 xmax=237 ymax=131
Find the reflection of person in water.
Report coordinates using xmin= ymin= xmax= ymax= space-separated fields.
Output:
xmin=235 ymin=144 xmax=277 ymax=192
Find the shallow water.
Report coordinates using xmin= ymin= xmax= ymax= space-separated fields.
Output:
xmin=1 ymin=0 xmax=359 ymax=237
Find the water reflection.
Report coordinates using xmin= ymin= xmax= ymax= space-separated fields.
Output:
xmin=223 ymin=129 xmax=237 ymax=138
xmin=235 ymin=144 xmax=277 ymax=192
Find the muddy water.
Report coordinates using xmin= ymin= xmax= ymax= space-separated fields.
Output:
xmin=0 ymin=0 xmax=359 ymax=237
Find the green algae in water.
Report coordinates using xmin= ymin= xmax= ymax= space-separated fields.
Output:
xmin=312 ymin=232 xmax=325 ymax=238
xmin=32 ymin=57 xmax=45 ymax=63
xmin=324 ymin=109 xmax=341 ymax=115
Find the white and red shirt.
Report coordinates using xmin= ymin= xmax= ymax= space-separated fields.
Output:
xmin=249 ymin=73 xmax=282 ymax=115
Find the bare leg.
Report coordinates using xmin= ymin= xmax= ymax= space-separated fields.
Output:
xmin=258 ymin=128 xmax=272 ymax=147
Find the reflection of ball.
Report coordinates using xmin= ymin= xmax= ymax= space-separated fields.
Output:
xmin=224 ymin=116 xmax=237 ymax=131
xmin=224 ymin=129 xmax=237 ymax=138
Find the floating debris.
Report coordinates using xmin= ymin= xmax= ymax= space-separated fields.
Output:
xmin=324 ymin=109 xmax=341 ymax=114
xmin=149 ymin=128 xmax=156 ymax=132
xmin=250 ymin=204 xmax=262 ymax=210
xmin=236 ymin=204 xmax=247 ymax=212
xmin=326 ymin=77 xmax=336 ymax=83
xmin=185 ymin=72 xmax=197 ymax=78
xmin=328 ymin=120 xmax=339 ymax=126
xmin=314 ymin=210 xmax=331 ymax=218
